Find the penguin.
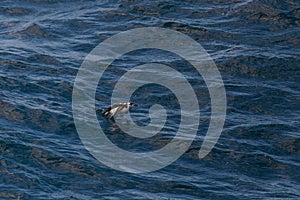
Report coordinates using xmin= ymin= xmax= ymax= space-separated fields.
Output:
xmin=102 ymin=102 xmax=137 ymax=119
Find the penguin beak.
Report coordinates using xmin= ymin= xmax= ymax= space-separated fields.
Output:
xmin=130 ymin=103 xmax=138 ymax=107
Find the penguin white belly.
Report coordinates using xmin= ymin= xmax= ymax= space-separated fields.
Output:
xmin=110 ymin=106 xmax=129 ymax=116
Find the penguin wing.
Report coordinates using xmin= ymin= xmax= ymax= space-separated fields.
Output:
xmin=102 ymin=106 xmax=112 ymax=117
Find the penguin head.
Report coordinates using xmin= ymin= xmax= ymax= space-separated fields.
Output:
xmin=129 ymin=102 xmax=138 ymax=107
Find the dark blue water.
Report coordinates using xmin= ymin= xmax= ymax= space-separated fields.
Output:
xmin=1 ymin=0 xmax=299 ymax=199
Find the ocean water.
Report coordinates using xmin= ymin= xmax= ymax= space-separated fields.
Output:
xmin=0 ymin=0 xmax=299 ymax=199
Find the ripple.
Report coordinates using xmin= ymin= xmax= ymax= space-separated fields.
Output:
xmin=0 ymin=7 xmax=33 ymax=16
xmin=20 ymin=23 xmax=51 ymax=37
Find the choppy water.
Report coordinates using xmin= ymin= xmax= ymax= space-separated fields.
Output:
xmin=1 ymin=0 xmax=299 ymax=199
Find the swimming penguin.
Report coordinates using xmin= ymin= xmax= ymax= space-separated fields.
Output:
xmin=102 ymin=102 xmax=138 ymax=119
